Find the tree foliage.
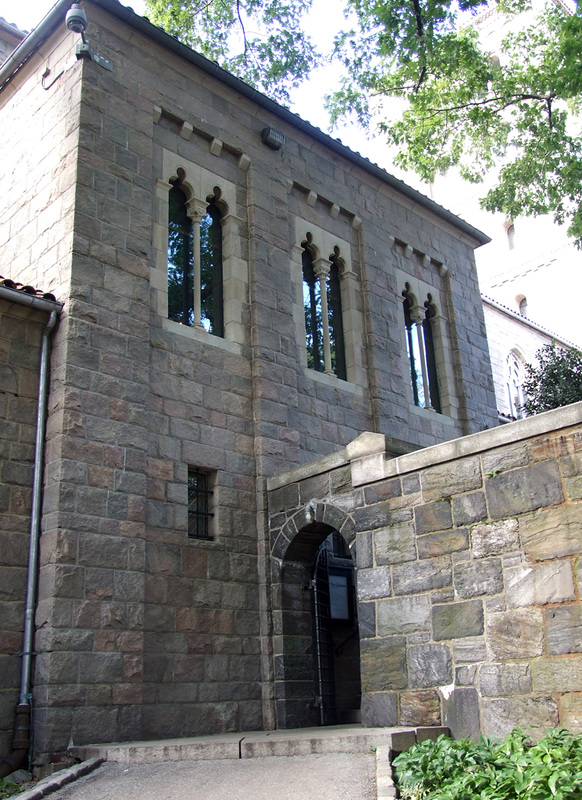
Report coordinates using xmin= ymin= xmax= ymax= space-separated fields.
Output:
xmin=328 ymin=0 xmax=582 ymax=244
xmin=144 ymin=0 xmax=318 ymax=103
xmin=520 ymin=343 xmax=582 ymax=416
xmin=145 ymin=0 xmax=582 ymax=243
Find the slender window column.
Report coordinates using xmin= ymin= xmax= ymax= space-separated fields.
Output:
xmin=313 ymin=258 xmax=333 ymax=375
xmin=409 ymin=304 xmax=434 ymax=411
xmin=186 ymin=199 xmax=208 ymax=329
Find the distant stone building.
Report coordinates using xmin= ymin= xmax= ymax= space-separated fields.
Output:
xmin=1 ymin=0 xmax=500 ymax=765
xmin=482 ymin=296 xmax=577 ymax=422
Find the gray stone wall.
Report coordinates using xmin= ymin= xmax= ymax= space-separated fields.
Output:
xmin=0 ymin=299 xmax=46 ymax=754
xmin=1 ymin=1 xmax=498 ymax=758
xmin=268 ymin=403 xmax=582 ymax=740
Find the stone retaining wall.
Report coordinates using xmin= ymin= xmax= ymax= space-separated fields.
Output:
xmin=268 ymin=403 xmax=582 ymax=739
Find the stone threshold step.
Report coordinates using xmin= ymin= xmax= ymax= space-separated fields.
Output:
xmin=71 ymin=725 xmax=449 ymax=764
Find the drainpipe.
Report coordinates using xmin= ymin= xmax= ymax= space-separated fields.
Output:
xmin=0 ymin=288 xmax=61 ymax=777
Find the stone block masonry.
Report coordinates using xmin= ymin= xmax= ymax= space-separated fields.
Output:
xmin=268 ymin=403 xmax=582 ymax=740
xmin=0 ymin=300 xmax=51 ymax=756
xmin=1 ymin=0 xmax=498 ymax=760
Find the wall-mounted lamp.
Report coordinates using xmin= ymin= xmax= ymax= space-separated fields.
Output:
xmin=66 ymin=3 xmax=113 ymax=71
xmin=261 ymin=126 xmax=285 ymax=150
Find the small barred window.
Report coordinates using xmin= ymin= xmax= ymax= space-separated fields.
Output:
xmin=188 ymin=469 xmax=214 ymax=540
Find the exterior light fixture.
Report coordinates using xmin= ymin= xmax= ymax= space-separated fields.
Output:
xmin=261 ymin=127 xmax=285 ymax=150
xmin=66 ymin=3 xmax=113 ymax=71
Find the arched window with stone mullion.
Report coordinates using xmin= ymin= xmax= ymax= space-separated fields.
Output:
xmin=167 ymin=172 xmax=224 ymax=338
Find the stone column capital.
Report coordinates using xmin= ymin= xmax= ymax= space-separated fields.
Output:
xmin=186 ymin=198 xmax=208 ymax=223
xmin=408 ymin=304 xmax=426 ymax=325
xmin=312 ymin=258 xmax=331 ymax=280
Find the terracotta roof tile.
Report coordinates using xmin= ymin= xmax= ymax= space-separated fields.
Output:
xmin=0 ymin=275 xmax=57 ymax=302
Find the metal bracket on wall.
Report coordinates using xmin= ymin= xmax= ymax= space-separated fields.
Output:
xmin=75 ymin=41 xmax=113 ymax=71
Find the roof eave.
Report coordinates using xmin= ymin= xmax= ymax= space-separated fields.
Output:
xmin=0 ymin=0 xmax=491 ymax=247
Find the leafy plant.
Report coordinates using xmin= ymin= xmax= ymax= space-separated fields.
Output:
xmin=520 ymin=344 xmax=582 ymax=416
xmin=392 ymin=728 xmax=582 ymax=800
xmin=0 ymin=778 xmax=21 ymax=799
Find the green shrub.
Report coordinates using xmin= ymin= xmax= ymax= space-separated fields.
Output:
xmin=392 ymin=728 xmax=582 ymax=800
xmin=0 ymin=779 xmax=21 ymax=799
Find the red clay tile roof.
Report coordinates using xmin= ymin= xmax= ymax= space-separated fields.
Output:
xmin=0 ymin=275 xmax=57 ymax=302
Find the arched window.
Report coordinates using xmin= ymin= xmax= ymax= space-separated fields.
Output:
xmin=518 ymin=296 xmax=528 ymax=317
xmin=200 ymin=199 xmax=224 ymax=337
xmin=506 ymin=351 xmax=525 ymax=418
xmin=423 ymin=297 xmax=442 ymax=413
xmin=328 ymin=256 xmax=347 ymax=380
xmin=403 ymin=286 xmax=441 ymax=412
xmin=302 ymin=246 xmax=323 ymax=373
xmin=167 ymin=173 xmax=224 ymax=337
xmin=167 ymin=181 xmax=193 ymax=325
xmin=302 ymin=237 xmax=346 ymax=380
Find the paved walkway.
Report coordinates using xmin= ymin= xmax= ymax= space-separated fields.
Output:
xmin=36 ymin=753 xmax=377 ymax=800
xmin=18 ymin=725 xmax=445 ymax=800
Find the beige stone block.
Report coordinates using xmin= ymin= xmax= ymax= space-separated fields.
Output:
xmin=487 ymin=609 xmax=544 ymax=660
xmin=420 ymin=456 xmax=481 ymax=501
xmin=520 ymin=505 xmax=582 ymax=561
xmin=481 ymin=696 xmax=559 ymax=740
xmin=532 ymin=656 xmax=582 ymax=693
xmin=565 ymin=477 xmax=582 ymax=501
xmin=559 ymin=692 xmax=582 ymax=733
xmin=471 ymin=518 xmax=519 ymax=558
xmin=505 ymin=560 xmax=575 ymax=608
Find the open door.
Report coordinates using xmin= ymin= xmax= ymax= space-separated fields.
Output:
xmin=312 ymin=531 xmax=361 ymax=725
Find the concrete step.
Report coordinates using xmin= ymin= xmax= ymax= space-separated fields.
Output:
xmin=71 ymin=725 xmax=449 ymax=765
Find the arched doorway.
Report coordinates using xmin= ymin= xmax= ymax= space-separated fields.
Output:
xmin=273 ymin=518 xmax=361 ymax=729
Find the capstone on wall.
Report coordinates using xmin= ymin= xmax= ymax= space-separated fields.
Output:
xmin=268 ymin=403 xmax=582 ymax=740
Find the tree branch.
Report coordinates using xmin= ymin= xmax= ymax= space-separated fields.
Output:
xmin=410 ymin=0 xmax=425 ymax=40
xmin=236 ymin=0 xmax=249 ymax=54
xmin=419 ymin=92 xmax=556 ymax=120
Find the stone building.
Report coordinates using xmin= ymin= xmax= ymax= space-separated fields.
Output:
xmin=482 ymin=295 xmax=577 ymax=422
xmin=0 ymin=0 xmax=499 ymax=763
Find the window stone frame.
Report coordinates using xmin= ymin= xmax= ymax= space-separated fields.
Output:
xmin=292 ymin=218 xmax=366 ymax=389
xmin=396 ymin=268 xmax=458 ymax=420
xmin=152 ymin=148 xmax=247 ymax=353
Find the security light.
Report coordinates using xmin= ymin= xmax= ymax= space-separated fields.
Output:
xmin=261 ymin=127 xmax=285 ymax=150
xmin=65 ymin=3 xmax=113 ymax=71
xmin=65 ymin=4 xmax=87 ymax=36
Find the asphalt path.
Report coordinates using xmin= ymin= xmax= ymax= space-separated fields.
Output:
xmin=44 ymin=753 xmax=377 ymax=800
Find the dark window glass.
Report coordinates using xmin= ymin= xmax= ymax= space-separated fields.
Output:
xmin=188 ymin=470 xmax=214 ymax=540
xmin=328 ymin=260 xmax=346 ymax=381
xmin=302 ymin=248 xmax=324 ymax=373
xmin=423 ymin=302 xmax=441 ymax=413
xmin=168 ymin=183 xmax=193 ymax=325
xmin=200 ymin=201 xmax=224 ymax=337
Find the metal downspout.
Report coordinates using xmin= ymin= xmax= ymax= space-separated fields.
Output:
xmin=0 ymin=309 xmax=58 ymax=777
